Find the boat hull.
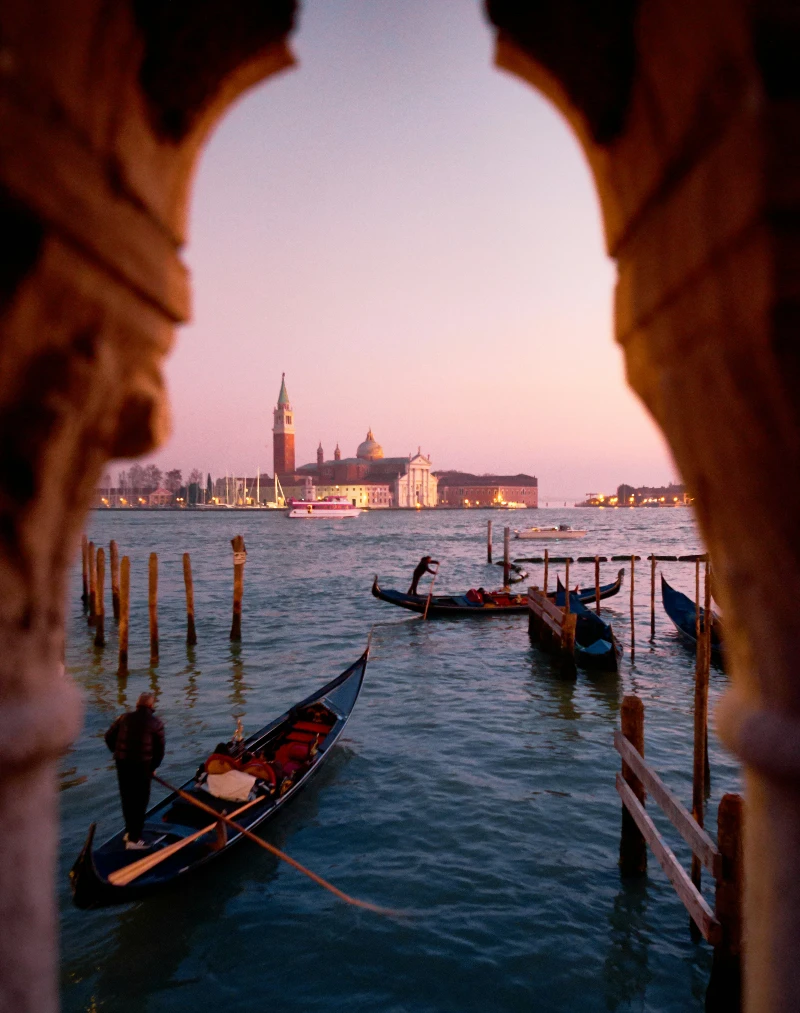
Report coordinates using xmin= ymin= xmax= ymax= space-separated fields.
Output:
xmin=287 ymin=505 xmax=361 ymax=518
xmin=514 ymin=529 xmax=587 ymax=540
xmin=660 ymin=575 xmax=724 ymax=664
xmin=372 ymin=578 xmax=528 ymax=617
xmin=70 ymin=649 xmax=369 ymax=908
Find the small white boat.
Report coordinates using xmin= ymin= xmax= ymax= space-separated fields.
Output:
xmin=287 ymin=496 xmax=361 ymax=519
xmin=514 ymin=524 xmax=587 ymax=540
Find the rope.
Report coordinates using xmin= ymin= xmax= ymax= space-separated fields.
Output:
xmin=152 ymin=774 xmax=402 ymax=917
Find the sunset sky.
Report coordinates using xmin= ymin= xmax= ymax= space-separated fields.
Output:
xmin=141 ymin=0 xmax=676 ymax=501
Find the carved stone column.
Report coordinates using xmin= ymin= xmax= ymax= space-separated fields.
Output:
xmin=0 ymin=3 xmax=295 ymax=1009
xmin=488 ymin=1 xmax=800 ymax=1009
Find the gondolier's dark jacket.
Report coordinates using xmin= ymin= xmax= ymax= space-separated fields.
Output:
xmin=105 ymin=705 xmax=165 ymax=769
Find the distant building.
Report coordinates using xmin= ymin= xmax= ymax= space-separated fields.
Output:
xmin=435 ymin=472 xmax=538 ymax=508
xmin=577 ymin=483 xmax=691 ymax=507
xmin=148 ymin=487 xmax=174 ymax=507
xmin=297 ymin=431 xmax=437 ymax=507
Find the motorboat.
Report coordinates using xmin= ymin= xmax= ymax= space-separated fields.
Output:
xmin=514 ymin=524 xmax=587 ymax=540
xmin=287 ymin=496 xmax=361 ymax=518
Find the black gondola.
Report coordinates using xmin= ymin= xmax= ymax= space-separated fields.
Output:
xmin=661 ymin=575 xmax=723 ymax=662
xmin=70 ymin=648 xmax=369 ymax=909
xmin=372 ymin=576 xmax=528 ymax=617
xmin=554 ymin=568 xmax=625 ymax=605
xmin=569 ymin=592 xmax=620 ymax=671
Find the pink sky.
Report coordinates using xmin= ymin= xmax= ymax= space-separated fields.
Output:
xmin=134 ymin=0 xmax=676 ymax=501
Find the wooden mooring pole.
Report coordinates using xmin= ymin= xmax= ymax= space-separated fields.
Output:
xmin=619 ymin=695 xmax=647 ymax=875
xmin=87 ymin=540 xmax=96 ymax=626
xmin=564 ymin=558 xmax=570 ymax=613
xmin=118 ymin=556 xmax=130 ymax=673
xmin=695 ymin=559 xmax=701 ymax=640
xmin=81 ymin=533 xmax=89 ymax=607
xmin=706 ymin=793 xmax=744 ymax=1012
xmin=487 ymin=520 xmax=492 ymax=563
xmin=543 ymin=549 xmax=549 ymax=597
xmin=503 ymin=526 xmax=510 ymax=588
xmin=149 ymin=552 xmax=159 ymax=665
xmin=630 ymin=554 xmax=635 ymax=654
xmin=230 ymin=535 xmax=246 ymax=641
xmin=110 ymin=540 xmax=120 ymax=620
xmin=183 ymin=552 xmax=197 ymax=646
xmin=690 ymin=559 xmax=711 ymax=937
xmin=595 ymin=555 xmax=600 ymax=612
xmin=93 ymin=547 xmax=105 ymax=648
xmin=650 ymin=555 xmax=656 ymax=639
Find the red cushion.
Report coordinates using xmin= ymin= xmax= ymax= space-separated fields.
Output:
xmin=274 ymin=741 xmax=311 ymax=765
xmin=293 ymin=721 xmax=332 ymax=734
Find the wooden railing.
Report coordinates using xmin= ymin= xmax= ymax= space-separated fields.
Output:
xmin=616 ymin=695 xmax=743 ymax=1009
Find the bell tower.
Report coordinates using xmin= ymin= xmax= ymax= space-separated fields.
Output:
xmin=273 ymin=373 xmax=295 ymax=477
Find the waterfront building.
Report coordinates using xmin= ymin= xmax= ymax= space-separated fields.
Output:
xmin=435 ymin=472 xmax=538 ymax=508
xmin=577 ymin=483 xmax=691 ymax=507
xmin=313 ymin=481 xmax=393 ymax=508
xmin=297 ymin=431 xmax=437 ymax=508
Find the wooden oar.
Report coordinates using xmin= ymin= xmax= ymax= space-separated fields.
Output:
xmin=153 ymin=774 xmax=400 ymax=915
xmin=109 ymin=795 xmax=263 ymax=886
xmin=422 ymin=563 xmax=440 ymax=621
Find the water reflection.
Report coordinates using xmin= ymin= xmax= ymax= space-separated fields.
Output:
xmin=603 ymin=878 xmax=652 ymax=1010
xmin=228 ymin=643 xmax=247 ymax=718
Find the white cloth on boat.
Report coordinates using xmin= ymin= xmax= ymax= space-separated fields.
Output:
xmin=205 ymin=769 xmax=256 ymax=802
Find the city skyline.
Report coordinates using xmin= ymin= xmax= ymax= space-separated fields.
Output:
xmin=134 ymin=0 xmax=676 ymax=500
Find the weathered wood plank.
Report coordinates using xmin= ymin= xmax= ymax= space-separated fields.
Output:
xmin=614 ymin=730 xmax=720 ymax=875
xmin=533 ymin=608 xmax=563 ymax=639
xmin=616 ymin=774 xmax=721 ymax=944
xmin=528 ymin=588 xmax=565 ymax=624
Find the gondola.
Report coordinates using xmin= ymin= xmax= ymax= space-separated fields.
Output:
xmin=371 ymin=576 xmax=529 ymax=617
xmin=554 ymin=568 xmax=625 ymax=605
xmin=70 ymin=648 xmax=369 ymax=909
xmin=568 ymin=592 xmax=620 ymax=671
xmin=661 ymin=575 xmax=723 ymax=662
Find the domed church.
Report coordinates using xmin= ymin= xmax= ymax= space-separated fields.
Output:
xmin=295 ymin=429 xmax=436 ymax=510
xmin=272 ymin=378 xmax=437 ymax=507
xmin=356 ymin=429 xmax=384 ymax=461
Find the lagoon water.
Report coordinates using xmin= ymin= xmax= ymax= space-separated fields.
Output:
xmin=60 ymin=507 xmax=739 ymax=1012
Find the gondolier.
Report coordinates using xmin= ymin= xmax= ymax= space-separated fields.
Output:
xmin=408 ymin=555 xmax=439 ymax=595
xmin=105 ymin=692 xmax=165 ymax=850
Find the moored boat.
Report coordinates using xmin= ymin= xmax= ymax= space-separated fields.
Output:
xmin=371 ymin=576 xmax=528 ymax=617
xmin=514 ymin=525 xmax=587 ymax=540
xmin=568 ymin=592 xmax=619 ymax=671
xmin=287 ymin=496 xmax=361 ymax=518
xmin=661 ymin=575 xmax=723 ymax=662
xmin=554 ymin=568 xmax=625 ymax=605
xmin=70 ymin=648 xmax=369 ymax=909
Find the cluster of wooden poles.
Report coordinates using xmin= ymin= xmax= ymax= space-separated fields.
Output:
xmin=80 ymin=534 xmax=247 ymax=673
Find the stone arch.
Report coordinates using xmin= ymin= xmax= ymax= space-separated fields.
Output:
xmin=0 ymin=1 xmax=798 ymax=1009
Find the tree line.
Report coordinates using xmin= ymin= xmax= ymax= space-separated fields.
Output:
xmin=116 ymin=465 xmax=206 ymax=492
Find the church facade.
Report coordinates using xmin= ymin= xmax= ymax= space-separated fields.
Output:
xmin=272 ymin=377 xmax=437 ymax=508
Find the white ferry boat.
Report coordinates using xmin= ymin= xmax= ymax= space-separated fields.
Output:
xmin=287 ymin=496 xmax=361 ymax=519
xmin=514 ymin=524 xmax=587 ymax=540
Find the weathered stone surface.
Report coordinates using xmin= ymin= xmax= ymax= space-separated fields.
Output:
xmin=1 ymin=0 xmax=800 ymax=1008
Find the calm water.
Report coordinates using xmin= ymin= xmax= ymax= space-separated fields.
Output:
xmin=60 ymin=507 xmax=739 ymax=1012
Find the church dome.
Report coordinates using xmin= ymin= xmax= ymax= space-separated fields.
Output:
xmin=356 ymin=428 xmax=384 ymax=460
